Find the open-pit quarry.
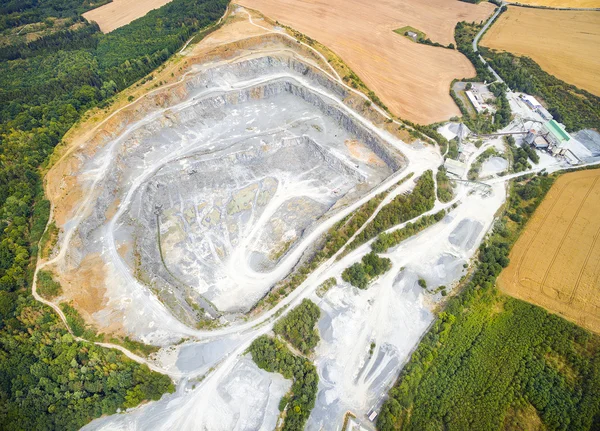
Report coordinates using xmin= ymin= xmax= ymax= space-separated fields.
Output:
xmin=37 ymin=7 xmax=521 ymax=430
xmin=44 ymin=10 xmax=407 ymax=341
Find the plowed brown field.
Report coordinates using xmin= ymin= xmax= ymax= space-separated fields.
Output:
xmin=482 ymin=8 xmax=600 ymax=96
xmin=498 ymin=169 xmax=600 ymax=333
xmin=83 ymin=0 xmax=173 ymax=33
xmin=237 ymin=0 xmax=494 ymax=124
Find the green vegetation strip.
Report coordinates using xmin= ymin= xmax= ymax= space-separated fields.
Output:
xmin=436 ymin=167 xmax=454 ymax=203
xmin=274 ymin=299 xmax=321 ymax=355
xmin=452 ymin=20 xmax=511 ymax=134
xmin=393 ymin=26 xmax=454 ymax=49
xmin=345 ymin=170 xmax=435 ymax=252
xmin=371 ymin=210 xmax=446 ymax=253
xmin=377 ymin=171 xmax=600 ymax=431
xmin=467 ymin=147 xmax=502 ymax=180
xmin=249 ymin=336 xmax=319 ymax=431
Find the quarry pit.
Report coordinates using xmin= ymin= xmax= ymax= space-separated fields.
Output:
xmin=44 ymin=18 xmax=405 ymax=339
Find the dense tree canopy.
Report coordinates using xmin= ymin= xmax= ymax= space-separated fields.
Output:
xmin=0 ymin=0 xmax=227 ymax=428
xmin=0 ymin=296 xmax=174 ymax=430
xmin=342 ymin=251 xmax=392 ymax=289
xmin=274 ymin=299 xmax=321 ymax=355
xmin=249 ymin=336 xmax=319 ymax=431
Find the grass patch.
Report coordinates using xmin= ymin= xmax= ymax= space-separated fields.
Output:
xmin=40 ymin=221 xmax=59 ymax=259
xmin=393 ymin=26 xmax=426 ymax=42
xmin=316 ymin=277 xmax=337 ymax=298
xmin=37 ymin=270 xmax=62 ymax=299
xmin=59 ymin=302 xmax=98 ymax=339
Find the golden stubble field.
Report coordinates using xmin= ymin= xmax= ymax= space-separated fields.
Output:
xmin=509 ymin=0 xmax=600 ymax=7
xmin=83 ymin=0 xmax=174 ymax=33
xmin=238 ymin=0 xmax=494 ymax=124
xmin=482 ymin=8 xmax=600 ymax=96
xmin=498 ymin=169 xmax=600 ymax=334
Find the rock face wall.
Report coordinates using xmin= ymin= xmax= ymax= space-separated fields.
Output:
xmin=66 ymin=52 xmax=406 ymax=326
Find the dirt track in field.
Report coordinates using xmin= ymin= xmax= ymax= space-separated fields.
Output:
xmin=498 ymin=169 xmax=600 ymax=334
xmin=237 ymin=0 xmax=494 ymax=124
xmin=83 ymin=0 xmax=174 ymax=33
xmin=482 ymin=8 xmax=600 ymax=96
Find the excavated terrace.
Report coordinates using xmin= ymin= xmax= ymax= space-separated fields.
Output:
xmin=52 ymin=50 xmax=405 ymax=334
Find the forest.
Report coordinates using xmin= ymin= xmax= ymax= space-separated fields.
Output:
xmin=249 ymin=336 xmax=319 ymax=431
xmin=482 ymin=49 xmax=600 ymax=132
xmin=377 ymin=171 xmax=600 ymax=431
xmin=342 ymin=251 xmax=392 ymax=289
xmin=0 ymin=0 xmax=111 ymax=31
xmin=0 ymin=0 xmax=227 ymax=428
xmin=346 ymin=170 xmax=435 ymax=251
xmin=0 ymin=296 xmax=174 ymax=430
xmin=273 ymin=299 xmax=321 ymax=355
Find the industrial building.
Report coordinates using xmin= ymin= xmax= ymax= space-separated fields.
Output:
xmin=444 ymin=158 xmax=467 ymax=178
xmin=543 ymin=119 xmax=571 ymax=147
xmin=525 ymin=130 xmax=550 ymax=149
xmin=465 ymin=90 xmax=483 ymax=113
xmin=520 ymin=94 xmax=542 ymax=110
xmin=536 ymin=105 xmax=553 ymax=121
xmin=519 ymin=94 xmax=553 ymax=121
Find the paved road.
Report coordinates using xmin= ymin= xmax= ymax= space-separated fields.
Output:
xmin=472 ymin=3 xmax=506 ymax=83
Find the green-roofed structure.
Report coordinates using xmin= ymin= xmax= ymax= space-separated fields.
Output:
xmin=543 ymin=119 xmax=571 ymax=147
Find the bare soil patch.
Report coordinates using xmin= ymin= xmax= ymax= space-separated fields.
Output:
xmin=83 ymin=0 xmax=174 ymax=33
xmin=482 ymin=8 xmax=600 ymax=96
xmin=498 ymin=169 xmax=600 ymax=334
xmin=238 ymin=0 xmax=494 ymax=124
xmin=345 ymin=139 xmax=386 ymax=167
xmin=53 ymin=254 xmax=111 ymax=326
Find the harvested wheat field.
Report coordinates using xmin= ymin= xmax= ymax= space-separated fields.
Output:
xmin=83 ymin=0 xmax=173 ymax=33
xmin=238 ymin=0 xmax=494 ymax=124
xmin=498 ymin=169 xmax=600 ymax=334
xmin=482 ymin=8 xmax=600 ymax=96
xmin=510 ymin=0 xmax=600 ymax=7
